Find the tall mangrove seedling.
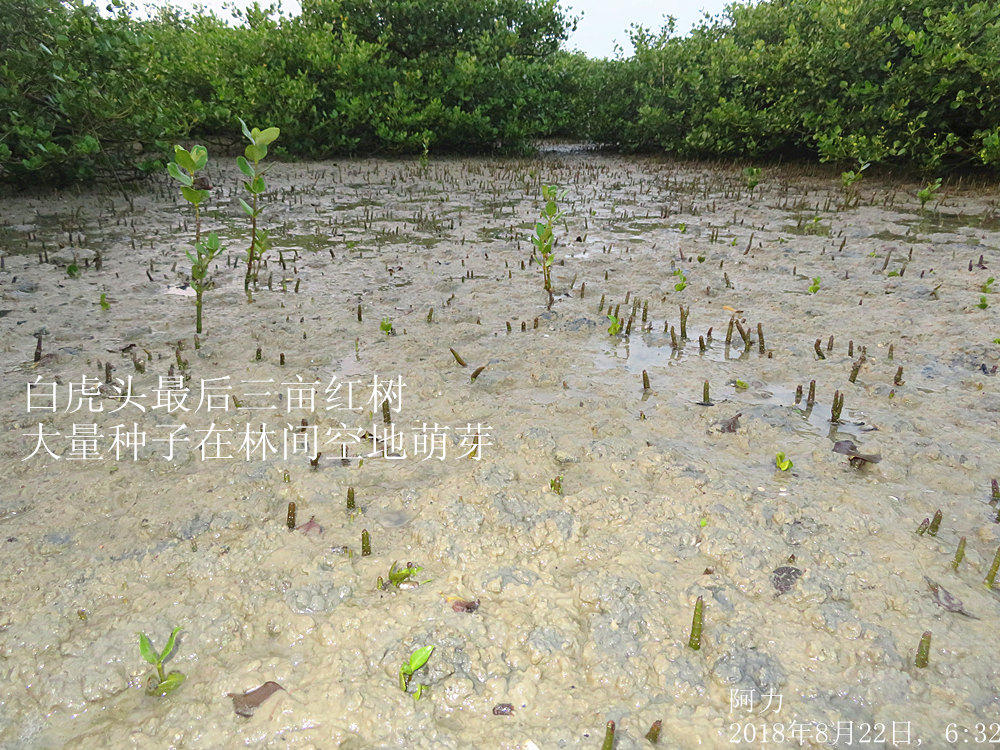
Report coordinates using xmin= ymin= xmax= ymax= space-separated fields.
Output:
xmin=167 ymin=144 xmax=222 ymax=334
xmin=531 ymin=184 xmax=565 ymax=307
xmin=236 ymin=119 xmax=280 ymax=300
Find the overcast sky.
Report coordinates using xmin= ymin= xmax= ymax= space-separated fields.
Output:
xmin=153 ymin=0 xmax=734 ymax=58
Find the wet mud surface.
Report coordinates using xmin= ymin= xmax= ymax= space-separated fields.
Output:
xmin=1 ymin=154 xmax=999 ymax=747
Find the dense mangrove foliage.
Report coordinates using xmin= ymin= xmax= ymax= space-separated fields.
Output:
xmin=3 ymin=0 xmax=999 ymax=183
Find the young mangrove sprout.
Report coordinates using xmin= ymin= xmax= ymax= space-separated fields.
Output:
xmin=830 ymin=390 xmax=844 ymax=422
xmin=167 ymin=144 xmax=223 ymax=334
xmin=915 ymin=631 xmax=931 ymax=668
xmin=645 ymin=720 xmax=662 ymax=744
xmin=399 ymin=645 xmax=434 ymax=699
xmin=601 ymin=720 xmax=616 ymax=750
xmin=986 ymin=545 xmax=1000 ymax=589
xmin=679 ymin=304 xmax=689 ymax=339
xmin=347 ymin=487 xmax=356 ymax=512
xmin=687 ymin=595 xmax=704 ymax=650
xmin=775 ymin=452 xmax=793 ymax=471
xmin=642 ymin=370 xmax=650 ymax=393
xmin=607 ymin=314 xmax=622 ymax=336
xmin=139 ymin=627 xmax=185 ymax=697
xmin=698 ymin=381 xmax=713 ymax=406
xmin=286 ymin=501 xmax=296 ymax=530
xmin=361 ymin=529 xmax=371 ymax=556
xmin=894 ymin=366 xmax=904 ymax=386
xmin=916 ymin=517 xmax=930 ymax=535
xmin=928 ymin=509 xmax=943 ymax=536
xmin=953 ymin=537 xmax=966 ymax=570
xmin=531 ymin=184 xmax=565 ymax=306
xmin=236 ymin=119 xmax=279 ymax=299
xmin=450 ymin=347 xmax=467 ymax=367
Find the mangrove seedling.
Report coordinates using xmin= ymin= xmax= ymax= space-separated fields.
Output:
xmin=236 ymin=119 xmax=279 ymax=299
xmin=361 ymin=529 xmax=371 ymax=556
xmin=953 ymin=537 xmax=966 ymax=570
xmin=697 ymin=381 xmax=713 ymax=406
xmin=645 ymin=720 xmax=662 ymax=744
xmin=99 ymin=293 xmax=110 ymax=311
xmin=928 ymin=509 xmax=942 ymax=536
xmin=808 ymin=277 xmax=820 ymax=294
xmin=916 ymin=517 xmax=930 ymax=535
xmin=347 ymin=486 xmax=356 ymax=512
xmin=840 ymin=161 xmax=869 ymax=205
xmin=399 ymin=645 xmax=434 ymax=699
xmin=917 ymin=178 xmax=942 ymax=212
xmin=986 ymin=545 xmax=1000 ymax=589
xmin=286 ymin=501 xmax=296 ymax=530
xmin=601 ymin=720 xmax=616 ymax=750
xmin=775 ymin=452 xmax=793 ymax=471
xmin=742 ymin=166 xmax=762 ymax=191
xmin=531 ymin=184 xmax=565 ymax=303
xmin=977 ymin=295 xmax=989 ymax=310
xmin=384 ymin=560 xmax=424 ymax=589
xmin=915 ymin=631 xmax=931 ymax=669
xmin=139 ymin=627 xmax=185 ymax=697
xmin=687 ymin=595 xmax=703 ymax=650
xmin=607 ymin=314 xmax=622 ymax=336
xmin=673 ymin=268 xmax=688 ymax=292
xmin=830 ymin=390 xmax=844 ymax=422
xmin=550 ymin=475 xmax=563 ymax=495
xmin=167 ymin=144 xmax=222 ymax=334
xmin=982 ymin=277 xmax=995 ymax=294
xmin=380 ymin=318 xmax=394 ymax=335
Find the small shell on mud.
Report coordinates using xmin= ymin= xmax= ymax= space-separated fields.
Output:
xmin=492 ymin=703 xmax=514 ymax=715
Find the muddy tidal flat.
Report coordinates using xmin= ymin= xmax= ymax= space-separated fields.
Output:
xmin=1 ymin=153 xmax=1000 ymax=748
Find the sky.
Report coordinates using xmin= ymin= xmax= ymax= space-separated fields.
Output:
xmin=154 ymin=0 xmax=733 ymax=58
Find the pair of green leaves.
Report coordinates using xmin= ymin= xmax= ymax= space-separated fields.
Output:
xmin=139 ymin=626 xmax=185 ymax=696
xmin=607 ymin=314 xmax=622 ymax=336
xmin=387 ymin=560 xmax=422 ymax=587
xmin=239 ymin=118 xmax=279 ymax=164
xmin=775 ymin=452 xmax=793 ymax=471
xmin=399 ymin=645 xmax=434 ymax=699
xmin=168 ymin=145 xmax=209 ymax=206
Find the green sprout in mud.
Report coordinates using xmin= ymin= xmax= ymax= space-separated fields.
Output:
xmin=978 ymin=295 xmax=990 ymax=310
xmin=982 ymin=277 xmax=995 ymax=294
xmin=808 ymin=277 xmax=821 ymax=294
xmin=399 ymin=645 xmax=434 ymax=699
xmin=840 ymin=161 xmax=869 ymax=205
xmin=139 ymin=626 xmax=185 ymax=697
xmin=66 ymin=262 xmax=80 ymax=278
xmin=742 ymin=166 xmax=762 ymax=191
xmin=531 ymin=184 xmax=565 ymax=305
xmin=917 ymin=178 xmax=942 ymax=213
xmin=237 ymin=119 xmax=279 ymax=300
xmin=419 ymin=136 xmax=430 ymax=171
xmin=607 ymin=314 xmax=622 ymax=336
xmin=167 ymin=144 xmax=222 ymax=334
xmin=380 ymin=317 xmax=394 ymax=335
xmin=379 ymin=561 xmax=425 ymax=590
xmin=550 ymin=475 xmax=563 ymax=494
xmin=775 ymin=452 xmax=793 ymax=471
xmin=99 ymin=293 xmax=110 ymax=310
xmin=673 ymin=268 xmax=688 ymax=292
xmin=734 ymin=379 xmax=748 ymax=390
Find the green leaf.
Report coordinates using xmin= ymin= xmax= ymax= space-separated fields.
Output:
xmin=238 ymin=116 xmax=253 ymax=142
xmin=138 ymin=633 xmax=158 ymax=665
xmin=245 ymin=143 xmax=267 ymax=163
xmin=167 ymin=162 xmax=192 ymax=186
xmin=151 ymin=670 xmax=186 ymax=696
xmin=250 ymin=175 xmax=265 ymax=194
xmin=412 ymin=684 xmax=424 ymax=700
xmin=236 ymin=156 xmax=254 ymax=178
xmin=775 ymin=452 xmax=793 ymax=471
xmin=161 ymin=626 xmax=181 ymax=661
xmin=189 ymin=145 xmax=208 ymax=171
xmin=255 ymin=127 xmax=279 ymax=147
xmin=203 ymin=232 xmax=220 ymax=252
xmin=173 ymin=145 xmax=195 ymax=173
xmin=239 ymin=197 xmax=254 ymax=216
xmin=408 ymin=645 xmax=434 ymax=673
xmin=181 ymin=186 xmax=208 ymax=205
